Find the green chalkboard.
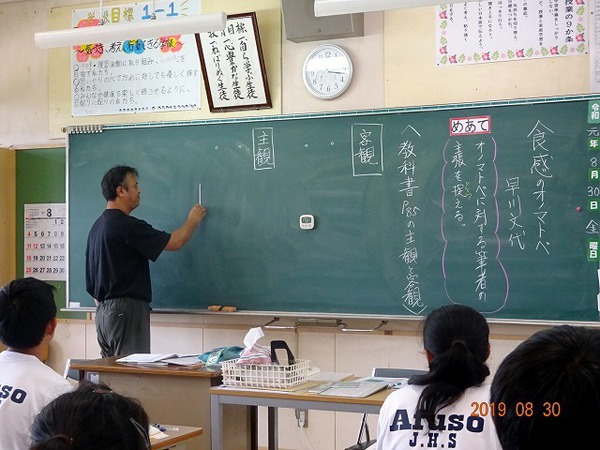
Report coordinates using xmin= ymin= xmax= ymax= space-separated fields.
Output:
xmin=68 ymin=98 xmax=600 ymax=321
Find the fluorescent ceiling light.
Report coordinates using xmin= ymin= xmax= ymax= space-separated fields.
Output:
xmin=314 ymin=0 xmax=482 ymax=16
xmin=34 ymin=12 xmax=227 ymax=49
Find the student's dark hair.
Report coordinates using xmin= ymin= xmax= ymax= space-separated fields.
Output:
xmin=409 ymin=304 xmax=490 ymax=428
xmin=490 ymin=325 xmax=600 ymax=450
xmin=101 ymin=165 xmax=138 ymax=201
xmin=30 ymin=381 xmax=150 ymax=450
xmin=0 ymin=277 xmax=56 ymax=349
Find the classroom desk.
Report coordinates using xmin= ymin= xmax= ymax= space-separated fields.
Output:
xmin=71 ymin=357 xmax=252 ymax=450
xmin=210 ymin=385 xmax=393 ymax=450
xmin=152 ymin=425 xmax=202 ymax=449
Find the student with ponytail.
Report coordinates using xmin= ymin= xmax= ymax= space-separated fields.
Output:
xmin=376 ymin=304 xmax=501 ymax=449
xmin=30 ymin=381 xmax=150 ymax=450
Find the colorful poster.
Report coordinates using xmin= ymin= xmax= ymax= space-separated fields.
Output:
xmin=24 ymin=204 xmax=67 ymax=281
xmin=71 ymin=0 xmax=202 ymax=116
xmin=437 ymin=0 xmax=587 ymax=66
xmin=590 ymin=0 xmax=600 ymax=91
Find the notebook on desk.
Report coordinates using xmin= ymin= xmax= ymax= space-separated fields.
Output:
xmin=115 ymin=353 xmax=200 ymax=364
xmin=318 ymin=380 xmax=389 ymax=398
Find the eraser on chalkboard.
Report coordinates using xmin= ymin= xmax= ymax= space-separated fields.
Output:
xmin=208 ymin=305 xmax=237 ymax=312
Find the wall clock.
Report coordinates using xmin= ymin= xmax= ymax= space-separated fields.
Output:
xmin=302 ymin=44 xmax=353 ymax=100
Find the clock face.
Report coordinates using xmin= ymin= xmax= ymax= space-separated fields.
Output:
xmin=303 ymin=45 xmax=353 ymax=100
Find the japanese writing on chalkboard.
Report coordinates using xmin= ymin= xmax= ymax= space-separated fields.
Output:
xmin=70 ymin=0 xmax=201 ymax=116
xmin=352 ymin=124 xmax=384 ymax=176
xmin=449 ymin=116 xmax=491 ymax=136
xmin=586 ymin=112 xmax=600 ymax=261
xmin=442 ymin=114 xmax=509 ymax=314
xmin=397 ymin=126 xmax=425 ymax=315
xmin=24 ymin=204 xmax=67 ymax=281
xmin=197 ymin=12 xmax=271 ymax=112
xmin=528 ymin=121 xmax=555 ymax=255
xmin=253 ymin=127 xmax=275 ymax=170
xmin=65 ymin=99 xmax=599 ymax=319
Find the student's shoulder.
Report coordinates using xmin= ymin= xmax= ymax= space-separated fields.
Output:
xmin=383 ymin=384 xmax=424 ymax=405
xmin=468 ymin=383 xmax=492 ymax=395
xmin=38 ymin=363 xmax=76 ymax=394
xmin=457 ymin=384 xmax=492 ymax=406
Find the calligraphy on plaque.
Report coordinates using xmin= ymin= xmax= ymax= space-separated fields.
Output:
xmin=196 ymin=12 xmax=272 ymax=112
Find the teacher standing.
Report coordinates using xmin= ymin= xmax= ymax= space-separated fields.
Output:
xmin=86 ymin=165 xmax=206 ymax=357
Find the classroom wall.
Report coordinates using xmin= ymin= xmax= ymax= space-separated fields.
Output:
xmin=383 ymin=8 xmax=589 ymax=106
xmin=0 ymin=148 xmax=16 ymax=284
xmin=1 ymin=1 xmax=595 ymax=449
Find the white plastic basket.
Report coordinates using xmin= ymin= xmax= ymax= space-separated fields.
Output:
xmin=221 ymin=359 xmax=310 ymax=389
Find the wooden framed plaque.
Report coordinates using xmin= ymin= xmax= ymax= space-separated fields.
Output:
xmin=196 ymin=12 xmax=272 ymax=112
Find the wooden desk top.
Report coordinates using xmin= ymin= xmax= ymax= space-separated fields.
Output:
xmin=71 ymin=356 xmax=222 ymax=378
xmin=151 ymin=424 xmax=203 ymax=449
xmin=210 ymin=384 xmax=393 ymax=407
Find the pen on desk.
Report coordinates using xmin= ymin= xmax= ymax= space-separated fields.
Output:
xmin=198 ymin=183 xmax=202 ymax=205
xmin=152 ymin=423 xmax=166 ymax=432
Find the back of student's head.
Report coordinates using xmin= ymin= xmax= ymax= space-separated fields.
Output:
xmin=0 ymin=277 xmax=56 ymax=349
xmin=491 ymin=325 xmax=600 ymax=450
xmin=410 ymin=304 xmax=490 ymax=427
xmin=30 ymin=381 xmax=150 ymax=450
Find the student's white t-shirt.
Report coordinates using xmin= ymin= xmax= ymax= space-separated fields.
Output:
xmin=377 ymin=384 xmax=502 ymax=450
xmin=0 ymin=350 xmax=74 ymax=450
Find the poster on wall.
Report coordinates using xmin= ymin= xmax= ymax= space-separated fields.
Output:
xmin=24 ymin=204 xmax=67 ymax=281
xmin=71 ymin=0 xmax=202 ymax=116
xmin=436 ymin=0 xmax=588 ymax=66
xmin=196 ymin=12 xmax=271 ymax=112
xmin=590 ymin=0 xmax=600 ymax=92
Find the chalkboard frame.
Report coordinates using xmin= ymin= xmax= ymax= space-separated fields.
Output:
xmin=66 ymin=95 xmax=600 ymax=323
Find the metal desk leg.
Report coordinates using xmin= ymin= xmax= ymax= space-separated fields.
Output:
xmin=268 ymin=406 xmax=278 ymax=450
xmin=210 ymin=394 xmax=223 ymax=450
xmin=251 ymin=406 xmax=258 ymax=450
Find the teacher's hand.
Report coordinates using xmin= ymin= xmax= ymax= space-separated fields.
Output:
xmin=189 ymin=204 xmax=207 ymax=226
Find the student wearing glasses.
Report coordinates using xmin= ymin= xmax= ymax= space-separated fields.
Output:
xmin=376 ymin=304 xmax=501 ymax=450
xmin=30 ymin=381 xmax=151 ymax=450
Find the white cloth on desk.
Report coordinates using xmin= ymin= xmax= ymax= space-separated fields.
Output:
xmin=376 ymin=384 xmax=502 ymax=450
xmin=0 ymin=350 xmax=74 ymax=450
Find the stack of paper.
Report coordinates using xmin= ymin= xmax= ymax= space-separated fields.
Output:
xmin=116 ymin=353 xmax=202 ymax=366
xmin=308 ymin=371 xmax=354 ymax=382
xmin=318 ymin=380 xmax=389 ymax=398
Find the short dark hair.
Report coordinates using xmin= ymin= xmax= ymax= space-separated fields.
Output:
xmin=410 ymin=304 xmax=490 ymax=428
xmin=101 ymin=165 xmax=138 ymax=201
xmin=30 ymin=381 xmax=150 ymax=450
xmin=0 ymin=277 xmax=56 ymax=349
xmin=491 ymin=325 xmax=600 ymax=450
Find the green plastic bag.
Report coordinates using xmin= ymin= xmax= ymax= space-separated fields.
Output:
xmin=199 ymin=346 xmax=244 ymax=365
